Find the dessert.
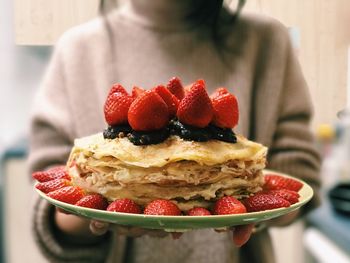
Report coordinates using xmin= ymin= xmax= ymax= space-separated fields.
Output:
xmin=65 ymin=78 xmax=268 ymax=211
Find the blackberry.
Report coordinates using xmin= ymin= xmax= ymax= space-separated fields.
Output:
xmin=103 ymin=124 xmax=132 ymax=139
xmin=169 ymin=119 xmax=211 ymax=142
xmin=208 ymin=125 xmax=237 ymax=143
xmin=128 ymin=128 xmax=170 ymax=145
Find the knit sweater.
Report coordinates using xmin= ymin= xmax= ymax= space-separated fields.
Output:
xmin=29 ymin=3 xmax=321 ymax=263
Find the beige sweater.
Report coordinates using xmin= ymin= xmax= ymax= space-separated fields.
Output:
xmin=29 ymin=4 xmax=321 ymax=263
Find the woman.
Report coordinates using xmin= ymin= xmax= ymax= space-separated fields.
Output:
xmin=29 ymin=0 xmax=320 ymax=262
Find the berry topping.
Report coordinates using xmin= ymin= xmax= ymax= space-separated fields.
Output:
xmin=264 ymin=174 xmax=303 ymax=192
xmin=167 ymin=77 xmax=185 ymax=100
xmin=47 ymin=186 xmax=85 ymax=205
xmin=169 ymin=119 xmax=211 ymax=142
xmin=128 ymin=90 xmax=169 ymax=131
xmin=35 ymin=179 xmax=71 ymax=194
xmin=264 ymin=189 xmax=300 ymax=204
xmin=32 ymin=166 xmax=70 ymax=182
xmin=177 ymin=80 xmax=213 ymax=128
xmin=108 ymin=83 xmax=128 ymax=96
xmin=107 ymin=198 xmax=142 ymax=214
xmin=128 ymin=128 xmax=170 ymax=145
xmin=208 ymin=125 xmax=237 ymax=143
xmin=104 ymin=92 xmax=134 ymax=126
xmin=103 ymin=124 xmax=132 ymax=139
xmin=153 ymin=85 xmax=180 ymax=117
xmin=75 ymin=194 xmax=109 ymax=210
xmin=213 ymin=196 xmax=246 ymax=215
xmin=211 ymin=92 xmax=239 ymax=128
xmin=187 ymin=207 xmax=211 ymax=216
xmin=144 ymin=199 xmax=181 ymax=216
xmin=132 ymin=86 xmax=145 ymax=98
xmin=244 ymin=194 xmax=291 ymax=212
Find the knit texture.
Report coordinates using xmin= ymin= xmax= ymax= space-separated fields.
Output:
xmin=29 ymin=5 xmax=320 ymax=263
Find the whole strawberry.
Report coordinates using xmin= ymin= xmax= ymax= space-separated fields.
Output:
xmin=104 ymin=92 xmax=134 ymax=126
xmin=47 ymin=186 xmax=85 ymax=204
xmin=107 ymin=198 xmax=142 ymax=214
xmin=264 ymin=174 xmax=303 ymax=192
xmin=187 ymin=207 xmax=211 ymax=216
xmin=128 ymin=90 xmax=169 ymax=131
xmin=75 ymin=194 xmax=109 ymax=210
xmin=153 ymin=85 xmax=179 ymax=117
xmin=244 ymin=194 xmax=290 ymax=212
xmin=144 ymin=199 xmax=181 ymax=216
xmin=213 ymin=196 xmax=246 ymax=215
xmin=167 ymin=77 xmax=185 ymax=100
xmin=264 ymin=189 xmax=300 ymax=204
xmin=108 ymin=83 xmax=128 ymax=96
xmin=211 ymin=92 xmax=239 ymax=128
xmin=35 ymin=179 xmax=71 ymax=194
xmin=177 ymin=80 xmax=213 ymax=128
xmin=32 ymin=166 xmax=70 ymax=182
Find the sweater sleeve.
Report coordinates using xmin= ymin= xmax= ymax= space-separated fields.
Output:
xmin=266 ymin=27 xmax=321 ymax=214
xmin=29 ymin=36 xmax=111 ymax=263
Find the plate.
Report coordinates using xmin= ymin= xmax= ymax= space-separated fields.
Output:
xmin=36 ymin=170 xmax=313 ymax=232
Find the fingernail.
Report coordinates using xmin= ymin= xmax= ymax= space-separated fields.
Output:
xmin=94 ymin=221 xmax=106 ymax=229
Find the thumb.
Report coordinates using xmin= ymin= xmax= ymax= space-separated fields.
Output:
xmin=90 ymin=220 xmax=109 ymax=236
xmin=232 ymin=224 xmax=254 ymax=247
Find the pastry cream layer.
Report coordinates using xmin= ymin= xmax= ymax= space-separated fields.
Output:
xmin=67 ymin=133 xmax=267 ymax=211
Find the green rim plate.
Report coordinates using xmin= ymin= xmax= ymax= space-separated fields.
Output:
xmin=36 ymin=169 xmax=313 ymax=232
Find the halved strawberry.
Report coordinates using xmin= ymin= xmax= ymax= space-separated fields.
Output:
xmin=264 ymin=189 xmax=300 ymax=204
xmin=244 ymin=194 xmax=290 ymax=212
xmin=107 ymin=198 xmax=142 ymax=214
xmin=35 ymin=179 xmax=71 ymax=194
xmin=177 ymin=80 xmax=213 ymax=128
xmin=47 ymin=186 xmax=85 ymax=204
xmin=108 ymin=83 xmax=128 ymax=96
xmin=264 ymin=174 xmax=303 ymax=192
xmin=32 ymin=166 xmax=70 ymax=183
xmin=104 ymin=92 xmax=134 ymax=126
xmin=75 ymin=194 xmax=109 ymax=210
xmin=210 ymin=87 xmax=229 ymax=99
xmin=132 ymin=86 xmax=145 ymax=98
xmin=211 ymin=92 xmax=239 ymax=128
xmin=144 ymin=199 xmax=181 ymax=216
xmin=128 ymin=90 xmax=169 ymax=131
xmin=153 ymin=85 xmax=179 ymax=117
xmin=213 ymin=196 xmax=246 ymax=215
xmin=167 ymin=77 xmax=185 ymax=100
xmin=187 ymin=207 xmax=211 ymax=216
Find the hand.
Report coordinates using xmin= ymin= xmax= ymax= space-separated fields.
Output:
xmin=266 ymin=210 xmax=300 ymax=227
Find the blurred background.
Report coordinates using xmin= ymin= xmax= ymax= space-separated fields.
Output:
xmin=1 ymin=0 xmax=350 ymax=262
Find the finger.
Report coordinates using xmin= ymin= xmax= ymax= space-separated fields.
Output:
xmin=146 ymin=229 xmax=169 ymax=238
xmin=128 ymin=227 xmax=148 ymax=237
xmin=170 ymin=232 xmax=183 ymax=240
xmin=232 ymin=224 xmax=254 ymax=247
xmin=90 ymin=220 xmax=109 ymax=236
xmin=56 ymin=207 xmax=71 ymax=215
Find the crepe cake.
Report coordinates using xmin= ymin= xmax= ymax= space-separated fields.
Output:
xmin=67 ymin=78 xmax=267 ymax=211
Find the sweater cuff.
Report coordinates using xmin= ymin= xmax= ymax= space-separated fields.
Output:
xmin=32 ymin=196 xmax=111 ymax=263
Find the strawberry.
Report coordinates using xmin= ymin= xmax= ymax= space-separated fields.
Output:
xmin=132 ymin=86 xmax=145 ymax=98
xmin=232 ymin=224 xmax=254 ymax=247
xmin=177 ymin=80 xmax=213 ymax=128
xmin=211 ymin=92 xmax=239 ymax=128
xmin=244 ymin=194 xmax=290 ymax=212
xmin=32 ymin=166 xmax=70 ymax=182
xmin=104 ymin=92 xmax=134 ymax=126
xmin=210 ymin=87 xmax=229 ymax=99
xmin=47 ymin=186 xmax=85 ymax=204
xmin=213 ymin=196 xmax=246 ymax=215
xmin=128 ymin=90 xmax=169 ymax=131
xmin=75 ymin=194 xmax=109 ymax=210
xmin=108 ymin=83 xmax=128 ymax=96
xmin=107 ymin=198 xmax=141 ymax=214
xmin=144 ymin=199 xmax=181 ymax=216
xmin=187 ymin=207 xmax=211 ymax=216
xmin=153 ymin=85 xmax=180 ymax=117
xmin=167 ymin=77 xmax=185 ymax=100
xmin=35 ymin=179 xmax=71 ymax=194
xmin=264 ymin=174 xmax=303 ymax=192
xmin=264 ymin=189 xmax=300 ymax=204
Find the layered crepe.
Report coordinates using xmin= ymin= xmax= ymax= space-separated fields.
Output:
xmin=67 ymin=133 xmax=267 ymax=211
